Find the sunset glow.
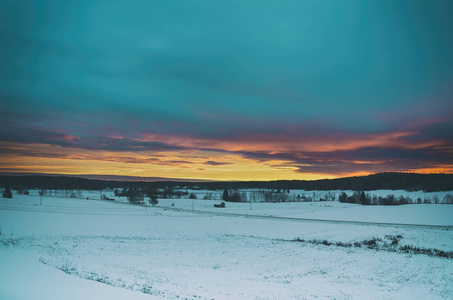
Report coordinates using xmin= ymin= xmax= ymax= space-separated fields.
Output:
xmin=1 ymin=1 xmax=452 ymax=181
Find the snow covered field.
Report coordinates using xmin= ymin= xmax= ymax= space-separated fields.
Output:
xmin=1 ymin=192 xmax=452 ymax=299
xmin=156 ymin=198 xmax=453 ymax=227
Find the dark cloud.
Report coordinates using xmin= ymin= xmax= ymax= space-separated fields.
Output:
xmin=237 ymin=146 xmax=453 ymax=175
xmin=204 ymin=161 xmax=233 ymax=166
xmin=168 ymin=160 xmax=194 ymax=165
xmin=0 ymin=123 xmax=184 ymax=152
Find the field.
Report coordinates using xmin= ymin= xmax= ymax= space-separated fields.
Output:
xmin=1 ymin=190 xmax=453 ymax=299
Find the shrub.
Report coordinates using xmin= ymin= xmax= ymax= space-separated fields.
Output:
xmin=359 ymin=192 xmax=371 ymax=205
xmin=126 ymin=188 xmax=144 ymax=204
xmin=379 ymin=194 xmax=397 ymax=205
xmin=433 ymin=195 xmax=439 ymax=204
xmin=336 ymin=241 xmax=352 ymax=247
xmin=225 ymin=190 xmax=243 ymax=202
xmin=385 ymin=235 xmax=402 ymax=246
xmin=338 ymin=192 xmax=347 ymax=203
xmin=2 ymin=187 xmax=12 ymax=198
xmin=302 ymin=196 xmax=312 ymax=202
xmin=444 ymin=194 xmax=453 ymax=204
xmin=222 ymin=189 xmax=229 ymax=201
xmin=148 ymin=195 xmax=158 ymax=206
xmin=362 ymin=238 xmax=382 ymax=248
xmin=371 ymin=195 xmax=378 ymax=205
xmin=397 ymin=196 xmax=412 ymax=205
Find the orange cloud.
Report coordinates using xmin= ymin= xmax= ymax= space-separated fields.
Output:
xmin=0 ymin=142 xmax=321 ymax=180
xmin=140 ymin=130 xmax=439 ymax=154
xmin=1 ymin=130 xmax=452 ymax=181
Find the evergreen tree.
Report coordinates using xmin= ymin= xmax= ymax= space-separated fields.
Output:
xmin=148 ymin=195 xmax=158 ymax=206
xmin=359 ymin=191 xmax=371 ymax=205
xmin=127 ymin=188 xmax=144 ymax=204
xmin=229 ymin=191 xmax=241 ymax=202
xmin=2 ymin=187 xmax=12 ymax=198
xmin=145 ymin=187 xmax=158 ymax=206
xmin=222 ymin=189 xmax=229 ymax=201
xmin=338 ymin=192 xmax=347 ymax=203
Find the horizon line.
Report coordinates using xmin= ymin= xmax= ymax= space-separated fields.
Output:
xmin=0 ymin=171 xmax=451 ymax=184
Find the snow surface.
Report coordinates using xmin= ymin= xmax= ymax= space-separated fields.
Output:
xmin=155 ymin=199 xmax=453 ymax=226
xmin=1 ymin=192 xmax=452 ymax=299
xmin=0 ymin=249 xmax=161 ymax=300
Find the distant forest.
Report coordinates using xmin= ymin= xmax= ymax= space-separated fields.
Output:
xmin=0 ymin=172 xmax=452 ymax=192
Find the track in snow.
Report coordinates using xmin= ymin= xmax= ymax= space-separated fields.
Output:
xmin=156 ymin=205 xmax=453 ymax=229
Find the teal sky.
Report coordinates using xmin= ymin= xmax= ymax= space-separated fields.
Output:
xmin=0 ymin=0 xmax=452 ymax=179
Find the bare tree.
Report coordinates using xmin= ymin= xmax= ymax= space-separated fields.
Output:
xmin=39 ymin=189 xmax=45 ymax=206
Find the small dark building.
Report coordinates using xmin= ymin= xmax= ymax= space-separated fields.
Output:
xmin=214 ymin=202 xmax=225 ymax=208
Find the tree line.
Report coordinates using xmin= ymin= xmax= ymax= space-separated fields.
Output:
xmin=338 ymin=191 xmax=453 ymax=205
xmin=1 ymin=172 xmax=453 ymax=192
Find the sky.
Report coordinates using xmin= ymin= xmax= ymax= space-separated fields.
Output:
xmin=0 ymin=0 xmax=452 ymax=181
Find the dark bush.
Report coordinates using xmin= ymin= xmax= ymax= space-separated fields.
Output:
xmin=149 ymin=195 xmax=158 ymax=206
xmin=379 ymin=194 xmax=397 ymax=205
xmin=359 ymin=192 xmax=371 ymax=205
xmin=362 ymin=238 xmax=382 ymax=248
xmin=125 ymin=188 xmax=144 ymax=204
xmin=338 ymin=192 xmax=347 ymax=203
xmin=2 ymin=187 xmax=12 ymax=198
